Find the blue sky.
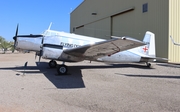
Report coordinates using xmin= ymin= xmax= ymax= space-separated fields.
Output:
xmin=0 ymin=0 xmax=83 ymax=41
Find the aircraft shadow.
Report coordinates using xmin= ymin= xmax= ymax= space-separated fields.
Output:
xmin=35 ymin=62 xmax=85 ymax=89
xmin=157 ymin=63 xmax=180 ymax=68
xmin=117 ymin=73 xmax=180 ymax=79
xmin=0 ymin=62 xmax=85 ymax=89
xmin=67 ymin=63 xmax=155 ymax=70
xmin=0 ymin=62 xmax=154 ymax=89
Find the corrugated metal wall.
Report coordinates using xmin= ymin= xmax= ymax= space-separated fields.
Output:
xmin=169 ymin=0 xmax=180 ymax=63
xmin=71 ymin=0 xmax=180 ymax=63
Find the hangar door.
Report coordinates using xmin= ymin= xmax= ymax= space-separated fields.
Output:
xmin=111 ymin=9 xmax=142 ymax=40
xmin=75 ymin=18 xmax=111 ymax=39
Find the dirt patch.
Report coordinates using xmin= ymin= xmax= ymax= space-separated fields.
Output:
xmin=0 ymin=105 xmax=25 ymax=112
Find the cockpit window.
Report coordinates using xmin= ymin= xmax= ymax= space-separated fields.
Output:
xmin=43 ymin=30 xmax=58 ymax=36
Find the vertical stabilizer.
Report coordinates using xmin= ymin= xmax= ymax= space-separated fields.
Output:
xmin=141 ymin=31 xmax=156 ymax=57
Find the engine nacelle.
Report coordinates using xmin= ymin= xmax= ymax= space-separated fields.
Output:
xmin=42 ymin=44 xmax=83 ymax=62
xmin=16 ymin=37 xmax=42 ymax=51
xmin=42 ymin=44 xmax=63 ymax=60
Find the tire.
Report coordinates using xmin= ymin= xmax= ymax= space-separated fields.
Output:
xmin=57 ymin=65 xmax=68 ymax=75
xmin=49 ymin=60 xmax=57 ymax=68
xmin=146 ymin=62 xmax=151 ymax=68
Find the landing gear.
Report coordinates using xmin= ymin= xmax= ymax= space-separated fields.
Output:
xmin=146 ymin=62 xmax=151 ymax=68
xmin=49 ymin=60 xmax=57 ymax=68
xmin=49 ymin=60 xmax=68 ymax=75
xmin=57 ymin=64 xmax=68 ymax=75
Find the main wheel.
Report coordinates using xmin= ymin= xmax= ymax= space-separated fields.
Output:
xmin=57 ymin=65 xmax=68 ymax=75
xmin=49 ymin=60 xmax=57 ymax=68
xmin=146 ymin=62 xmax=151 ymax=68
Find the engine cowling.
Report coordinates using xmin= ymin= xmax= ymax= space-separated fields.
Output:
xmin=42 ymin=44 xmax=63 ymax=60
xmin=16 ymin=37 xmax=42 ymax=51
xmin=41 ymin=44 xmax=83 ymax=62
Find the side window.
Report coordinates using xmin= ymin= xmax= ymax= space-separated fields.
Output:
xmin=143 ymin=3 xmax=148 ymax=13
xmin=73 ymin=27 xmax=75 ymax=32
xmin=43 ymin=31 xmax=51 ymax=36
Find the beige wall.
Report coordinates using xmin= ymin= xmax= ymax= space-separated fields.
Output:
xmin=169 ymin=0 xmax=180 ymax=62
xmin=71 ymin=0 xmax=180 ymax=62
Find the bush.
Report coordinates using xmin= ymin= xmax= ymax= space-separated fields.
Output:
xmin=0 ymin=36 xmax=14 ymax=54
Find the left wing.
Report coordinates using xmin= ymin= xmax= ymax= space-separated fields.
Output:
xmin=63 ymin=37 xmax=145 ymax=60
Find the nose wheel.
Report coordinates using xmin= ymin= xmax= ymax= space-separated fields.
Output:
xmin=57 ymin=65 xmax=68 ymax=75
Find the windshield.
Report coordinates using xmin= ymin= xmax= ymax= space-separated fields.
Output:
xmin=43 ymin=30 xmax=58 ymax=36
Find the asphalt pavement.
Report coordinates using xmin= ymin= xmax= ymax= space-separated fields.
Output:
xmin=0 ymin=53 xmax=180 ymax=112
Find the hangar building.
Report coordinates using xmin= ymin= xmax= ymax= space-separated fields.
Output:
xmin=70 ymin=0 xmax=180 ymax=63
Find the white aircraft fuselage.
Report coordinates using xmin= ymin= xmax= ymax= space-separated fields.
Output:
xmin=16 ymin=30 xmax=148 ymax=63
xmin=14 ymin=28 xmax=156 ymax=75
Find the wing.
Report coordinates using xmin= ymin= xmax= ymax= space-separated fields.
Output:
xmin=63 ymin=36 xmax=145 ymax=60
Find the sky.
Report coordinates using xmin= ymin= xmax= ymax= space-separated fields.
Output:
xmin=0 ymin=0 xmax=83 ymax=41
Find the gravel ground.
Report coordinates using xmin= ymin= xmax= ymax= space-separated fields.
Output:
xmin=0 ymin=53 xmax=180 ymax=112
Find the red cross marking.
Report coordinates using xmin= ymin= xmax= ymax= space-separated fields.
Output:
xmin=143 ymin=46 xmax=148 ymax=52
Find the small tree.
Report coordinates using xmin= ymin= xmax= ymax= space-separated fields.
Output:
xmin=0 ymin=36 xmax=14 ymax=54
xmin=0 ymin=36 xmax=5 ymax=42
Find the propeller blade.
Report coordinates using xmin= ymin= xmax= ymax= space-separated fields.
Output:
xmin=13 ymin=24 xmax=19 ymax=41
xmin=38 ymin=36 xmax=44 ymax=64
xmin=41 ymin=37 xmax=44 ymax=44
xmin=15 ymin=24 xmax=19 ymax=37
xmin=13 ymin=24 xmax=19 ymax=50
xmin=35 ymin=52 xmax=37 ymax=59
xmin=38 ymin=50 xmax=42 ymax=64
xmin=38 ymin=56 xmax=41 ymax=64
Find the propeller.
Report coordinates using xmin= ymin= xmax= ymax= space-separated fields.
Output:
xmin=13 ymin=24 xmax=44 ymax=61
xmin=37 ymin=35 xmax=45 ymax=64
xmin=13 ymin=24 xmax=19 ymax=50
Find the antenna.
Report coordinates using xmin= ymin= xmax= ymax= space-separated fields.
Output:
xmin=170 ymin=36 xmax=180 ymax=46
xmin=48 ymin=22 xmax=52 ymax=30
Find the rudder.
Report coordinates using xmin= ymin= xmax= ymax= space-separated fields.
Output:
xmin=141 ymin=31 xmax=156 ymax=57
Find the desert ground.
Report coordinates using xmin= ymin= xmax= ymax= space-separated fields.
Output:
xmin=0 ymin=52 xmax=180 ymax=112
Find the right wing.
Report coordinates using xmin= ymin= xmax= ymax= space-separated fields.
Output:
xmin=63 ymin=36 xmax=145 ymax=60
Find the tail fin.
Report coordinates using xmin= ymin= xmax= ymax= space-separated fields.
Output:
xmin=141 ymin=31 xmax=156 ymax=57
